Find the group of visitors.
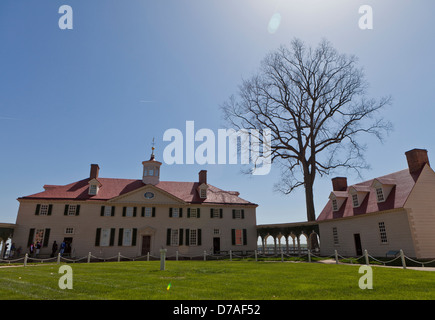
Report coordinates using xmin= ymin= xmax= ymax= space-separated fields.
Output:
xmin=2 ymin=242 xmax=21 ymax=259
xmin=50 ymin=240 xmax=68 ymax=257
xmin=1 ymin=239 xmax=70 ymax=259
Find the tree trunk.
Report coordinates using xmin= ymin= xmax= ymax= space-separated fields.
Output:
xmin=304 ymin=180 xmax=316 ymax=222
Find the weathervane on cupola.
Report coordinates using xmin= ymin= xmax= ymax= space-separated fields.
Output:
xmin=142 ymin=137 xmax=162 ymax=185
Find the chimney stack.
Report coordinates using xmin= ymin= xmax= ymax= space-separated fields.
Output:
xmin=199 ymin=170 xmax=207 ymax=185
xmin=332 ymin=177 xmax=347 ymax=191
xmin=405 ymin=148 xmax=429 ymax=174
xmin=90 ymin=164 xmax=100 ymax=180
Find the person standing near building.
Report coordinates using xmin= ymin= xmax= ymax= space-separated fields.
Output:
xmin=35 ymin=241 xmax=41 ymax=257
xmin=51 ymin=241 xmax=58 ymax=257
xmin=60 ymin=240 xmax=66 ymax=256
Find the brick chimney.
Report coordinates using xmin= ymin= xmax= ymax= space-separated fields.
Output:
xmin=405 ymin=148 xmax=429 ymax=174
xmin=199 ymin=170 xmax=207 ymax=185
xmin=332 ymin=177 xmax=347 ymax=191
xmin=90 ymin=164 xmax=100 ymax=179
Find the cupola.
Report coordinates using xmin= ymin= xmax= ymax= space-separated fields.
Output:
xmin=142 ymin=145 xmax=162 ymax=185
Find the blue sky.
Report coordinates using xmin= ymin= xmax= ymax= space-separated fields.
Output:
xmin=0 ymin=0 xmax=434 ymax=226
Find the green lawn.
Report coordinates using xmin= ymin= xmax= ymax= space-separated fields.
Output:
xmin=0 ymin=260 xmax=434 ymax=300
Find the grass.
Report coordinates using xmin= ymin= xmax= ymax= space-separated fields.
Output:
xmin=1 ymin=260 xmax=435 ymax=300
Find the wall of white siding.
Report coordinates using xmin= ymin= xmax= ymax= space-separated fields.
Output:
xmin=318 ymin=209 xmax=416 ymax=258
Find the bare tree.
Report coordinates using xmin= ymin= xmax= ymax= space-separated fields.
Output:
xmin=222 ymin=38 xmax=392 ymax=222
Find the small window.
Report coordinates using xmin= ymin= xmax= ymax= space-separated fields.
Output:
xmin=123 ymin=228 xmax=133 ymax=246
xmin=235 ymin=229 xmax=243 ymax=246
xmin=65 ymin=227 xmax=74 ymax=234
xmin=189 ymin=229 xmax=198 ymax=246
xmin=68 ymin=205 xmax=77 ymax=216
xmin=104 ymin=206 xmax=112 ymax=216
xmin=233 ymin=209 xmax=242 ymax=219
xmin=200 ymin=188 xmax=207 ymax=198
xmin=352 ymin=194 xmax=359 ymax=207
xmin=39 ymin=204 xmax=49 ymax=215
xmin=171 ymin=229 xmax=179 ymax=246
xmin=190 ymin=208 xmax=197 ymax=218
xmin=126 ymin=207 xmax=134 ymax=217
xmin=100 ymin=228 xmax=111 ymax=246
xmin=89 ymin=184 xmax=98 ymax=195
xmin=376 ymin=187 xmax=385 ymax=202
xmin=34 ymin=229 xmax=45 ymax=244
xmin=379 ymin=222 xmax=388 ymax=243
xmin=172 ymin=208 xmax=179 ymax=218
xmin=211 ymin=208 xmax=220 ymax=218
xmin=332 ymin=199 xmax=338 ymax=211
xmin=332 ymin=227 xmax=339 ymax=245
xmin=213 ymin=229 xmax=220 ymax=235
xmin=144 ymin=207 xmax=152 ymax=217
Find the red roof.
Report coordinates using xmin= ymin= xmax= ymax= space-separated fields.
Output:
xmin=19 ymin=178 xmax=256 ymax=206
xmin=316 ymin=168 xmax=422 ymax=221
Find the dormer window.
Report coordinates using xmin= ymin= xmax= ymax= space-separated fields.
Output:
xmin=371 ymin=178 xmax=395 ymax=203
xmin=88 ymin=178 xmax=101 ymax=196
xmin=198 ymin=182 xmax=208 ymax=199
xmin=89 ymin=184 xmax=98 ymax=195
xmin=200 ymin=188 xmax=207 ymax=199
xmin=329 ymin=191 xmax=347 ymax=212
xmin=332 ymin=199 xmax=338 ymax=211
xmin=376 ymin=187 xmax=385 ymax=202
xmin=348 ymin=185 xmax=369 ymax=208
xmin=352 ymin=194 xmax=359 ymax=207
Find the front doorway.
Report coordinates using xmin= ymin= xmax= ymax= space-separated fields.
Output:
xmin=141 ymin=235 xmax=151 ymax=255
xmin=213 ymin=237 xmax=220 ymax=254
xmin=63 ymin=237 xmax=73 ymax=256
xmin=354 ymin=233 xmax=362 ymax=256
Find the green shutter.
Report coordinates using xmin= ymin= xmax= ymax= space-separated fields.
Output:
xmin=169 ymin=208 xmax=173 ymax=218
xmin=243 ymin=229 xmax=247 ymax=245
xmin=75 ymin=205 xmax=80 ymax=216
xmin=133 ymin=207 xmax=137 ymax=217
xmin=185 ymin=229 xmax=190 ymax=246
xmin=35 ymin=204 xmax=40 ymax=216
xmin=232 ymin=209 xmax=235 ymax=219
xmin=179 ymin=208 xmax=183 ymax=218
xmin=187 ymin=208 xmax=191 ymax=218
xmin=141 ymin=207 xmax=145 ymax=217
xmin=241 ymin=209 xmax=245 ymax=219
xmin=100 ymin=206 xmax=105 ymax=216
xmin=197 ymin=208 xmax=200 ymax=218
xmin=166 ymin=229 xmax=171 ymax=246
xmin=220 ymin=209 xmax=223 ymax=218
xmin=118 ymin=228 xmax=124 ymax=246
xmin=152 ymin=207 xmax=156 ymax=217
xmin=95 ymin=228 xmax=101 ymax=246
xmin=111 ymin=206 xmax=115 ymax=216
xmin=27 ymin=228 xmax=35 ymax=247
xmin=197 ymin=229 xmax=202 ymax=246
xmin=109 ymin=228 xmax=115 ymax=246
xmin=210 ymin=208 xmax=214 ymax=218
xmin=43 ymin=229 xmax=50 ymax=247
xmin=64 ymin=205 xmax=69 ymax=216
xmin=122 ymin=207 xmax=126 ymax=217
xmin=179 ymin=228 xmax=184 ymax=246
xmin=132 ymin=228 xmax=137 ymax=246
xmin=47 ymin=204 xmax=53 ymax=216
xmin=231 ymin=229 xmax=236 ymax=245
